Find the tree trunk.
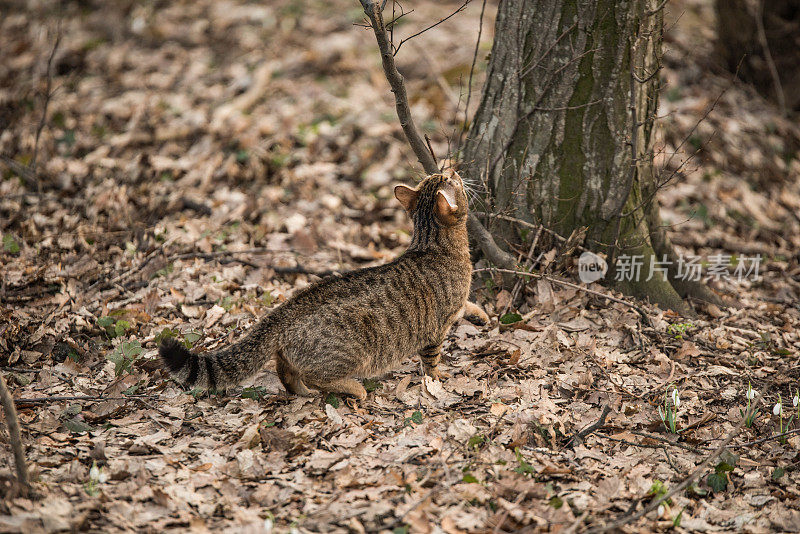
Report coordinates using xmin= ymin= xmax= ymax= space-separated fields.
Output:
xmin=463 ymin=0 xmax=721 ymax=313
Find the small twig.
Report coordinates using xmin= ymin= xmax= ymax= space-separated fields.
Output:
xmin=14 ymin=394 xmax=158 ymax=405
xmin=474 ymin=267 xmax=652 ymax=326
xmin=457 ymin=0 xmax=487 ymax=153
xmin=731 ymin=427 xmax=800 ymax=449
xmin=424 ymin=134 xmax=438 ymax=167
xmin=30 ymin=28 xmax=61 ymax=186
xmin=564 ymin=405 xmax=611 ymax=449
xmin=630 ymin=430 xmax=707 ymax=454
xmin=0 ymin=373 xmax=31 ymax=495
xmin=755 ymin=0 xmax=786 ymax=115
xmin=358 ymin=0 xmax=438 ymax=175
xmin=393 ymin=0 xmax=471 ymax=56
xmin=0 ymin=367 xmax=39 ymax=374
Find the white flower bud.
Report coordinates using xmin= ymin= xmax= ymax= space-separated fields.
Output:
xmin=658 ymin=504 xmax=665 ymax=517
xmin=672 ymin=389 xmax=680 ymax=409
xmin=263 ymin=518 xmax=274 ymax=533
xmin=89 ymin=463 xmax=100 ymax=483
xmin=774 ymin=402 xmax=782 ymax=416
xmin=746 ymin=385 xmax=755 ymax=400
xmin=793 ymin=394 xmax=798 ymax=408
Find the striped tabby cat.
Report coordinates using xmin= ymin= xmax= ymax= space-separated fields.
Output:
xmin=159 ymin=169 xmax=489 ymax=399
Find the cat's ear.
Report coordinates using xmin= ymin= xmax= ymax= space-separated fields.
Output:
xmin=435 ymin=188 xmax=459 ymax=224
xmin=394 ymin=184 xmax=419 ymax=212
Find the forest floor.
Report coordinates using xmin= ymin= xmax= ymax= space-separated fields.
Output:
xmin=2 ymin=0 xmax=800 ymax=532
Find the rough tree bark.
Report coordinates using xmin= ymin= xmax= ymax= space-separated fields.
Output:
xmin=463 ymin=0 xmax=722 ymax=313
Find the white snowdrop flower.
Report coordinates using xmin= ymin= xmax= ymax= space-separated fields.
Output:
xmin=658 ymin=504 xmax=665 ymax=517
xmin=672 ymin=389 xmax=680 ymax=409
xmin=746 ymin=385 xmax=756 ymax=401
xmin=98 ymin=470 xmax=108 ymax=484
xmin=289 ymin=527 xmax=299 ymax=534
xmin=774 ymin=402 xmax=782 ymax=416
xmin=89 ymin=463 xmax=101 ymax=483
xmin=263 ymin=517 xmax=273 ymax=533
xmin=793 ymin=393 xmax=798 ymax=407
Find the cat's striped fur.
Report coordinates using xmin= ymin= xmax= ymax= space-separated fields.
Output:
xmin=159 ymin=169 xmax=488 ymax=399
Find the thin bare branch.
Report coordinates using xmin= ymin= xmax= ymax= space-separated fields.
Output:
xmin=357 ymin=0 xmax=517 ymax=269
xmin=0 ymin=373 xmax=31 ymax=495
xmin=358 ymin=0 xmax=437 ymax=174
xmin=755 ymin=0 xmax=786 ymax=115
xmin=393 ymin=0 xmax=471 ymax=56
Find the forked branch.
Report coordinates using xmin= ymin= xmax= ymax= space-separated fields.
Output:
xmin=357 ymin=0 xmax=517 ymax=269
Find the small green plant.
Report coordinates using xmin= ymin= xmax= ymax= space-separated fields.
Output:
xmin=402 ymin=410 xmax=423 ymax=427
xmin=772 ymin=467 xmax=786 ymax=481
xmin=363 ymin=378 xmax=383 ymax=392
xmin=658 ymin=386 xmax=680 ymax=433
xmin=706 ymin=451 xmax=738 ymax=493
xmin=97 ymin=316 xmax=131 ymax=339
xmin=242 ymin=386 xmax=268 ymax=400
xmin=183 ymin=331 xmax=202 ymax=348
xmin=106 ymin=340 xmax=142 ymax=376
xmin=740 ymin=382 xmax=760 ymax=427
xmin=84 ymin=461 xmax=107 ymax=497
xmin=325 ymin=393 xmax=340 ymax=408
xmin=513 ymin=447 xmax=535 ymax=476
xmin=499 ymin=313 xmax=522 ymax=325
xmin=667 ymin=322 xmax=693 ymax=340
xmin=774 ymin=395 xmax=794 ymax=443
xmin=468 ymin=434 xmax=486 ymax=450
xmin=2 ymin=233 xmax=20 ymax=254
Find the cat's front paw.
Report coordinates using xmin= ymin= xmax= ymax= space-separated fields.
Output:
xmin=424 ymin=366 xmax=451 ymax=381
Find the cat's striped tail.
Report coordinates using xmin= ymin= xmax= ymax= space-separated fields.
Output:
xmin=158 ymin=319 xmax=277 ymax=390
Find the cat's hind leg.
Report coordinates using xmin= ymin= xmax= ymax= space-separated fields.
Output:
xmin=276 ymin=353 xmax=312 ymax=396
xmin=306 ymin=377 xmax=367 ymax=401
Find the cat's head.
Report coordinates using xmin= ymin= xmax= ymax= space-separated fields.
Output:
xmin=393 ymin=169 xmax=468 ymax=227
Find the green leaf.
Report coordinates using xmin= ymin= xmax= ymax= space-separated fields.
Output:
xmin=715 ymin=451 xmax=738 ymax=474
xmin=468 ymin=435 xmax=485 ymax=449
xmin=549 ymin=496 xmax=563 ymax=509
xmin=411 ymin=411 xmax=423 ymax=424
xmin=513 ymin=447 xmax=535 ymax=475
xmin=154 ymin=328 xmax=177 ymax=346
xmin=64 ymin=417 xmax=93 ymax=434
xmin=462 ymin=473 xmax=479 ymax=484
xmin=325 ymin=393 xmax=340 ymax=408
xmin=242 ymin=386 xmax=267 ymax=400
xmin=706 ymin=472 xmax=728 ymax=493
xmin=772 ymin=467 xmax=786 ymax=481
xmin=393 ymin=527 xmax=409 ymax=534
xmin=673 ymin=508 xmax=684 ymax=527
xmin=183 ymin=331 xmax=202 ymax=348
xmin=686 ymin=483 xmax=707 ymax=497
xmin=2 ymin=234 xmax=20 ymax=254
xmin=499 ymin=313 xmax=523 ymax=325
xmin=648 ymin=480 xmax=667 ymax=498
xmin=121 ymin=341 xmax=142 ymax=358
xmin=363 ymin=378 xmax=383 ymax=392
